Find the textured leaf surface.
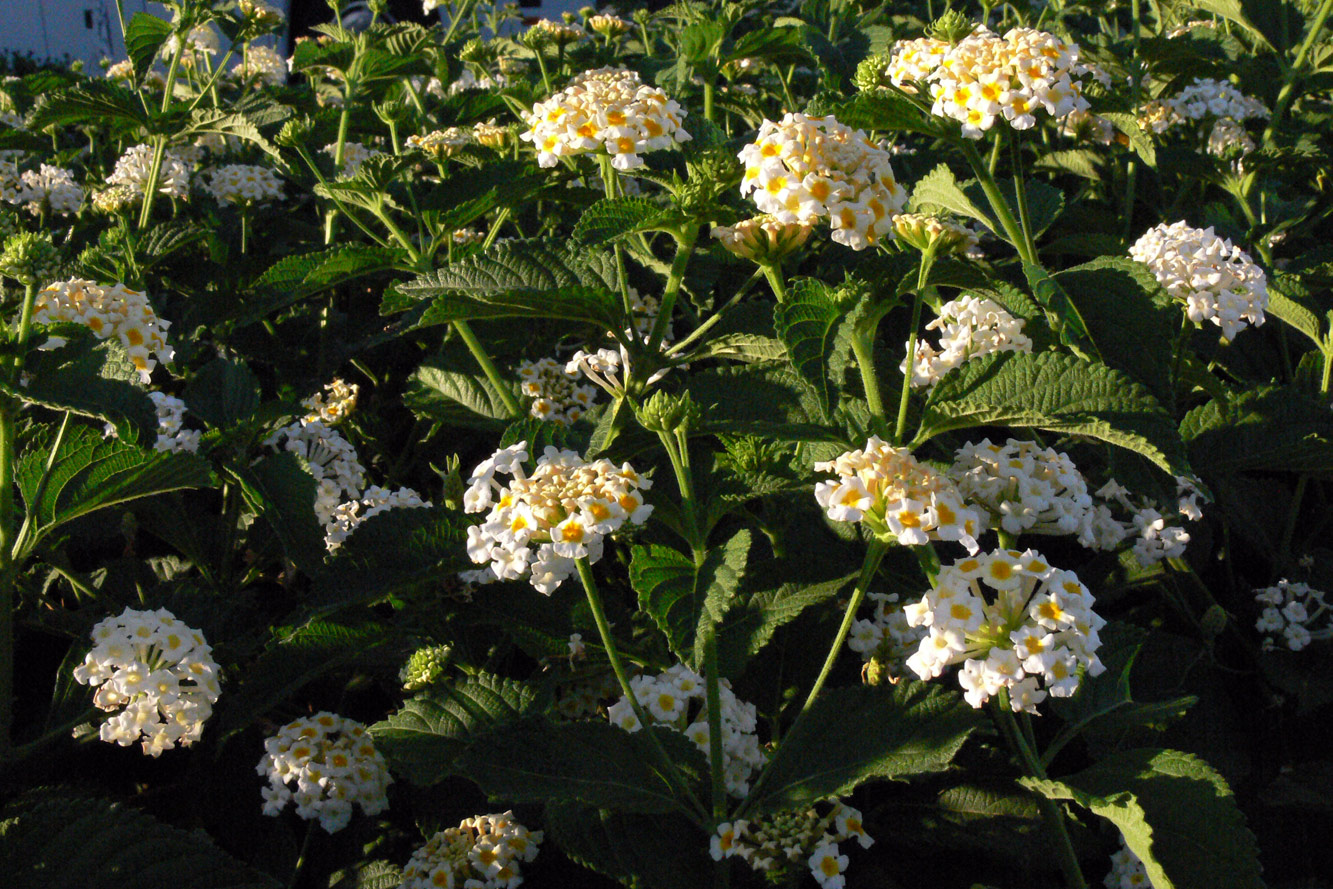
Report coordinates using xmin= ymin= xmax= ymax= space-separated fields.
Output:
xmin=714 ymin=568 xmax=856 ymax=676
xmin=1023 ymin=748 xmax=1263 ymax=889
xmin=124 ymin=13 xmax=172 ymax=84
xmin=1181 ymin=384 xmax=1333 ymax=476
xmin=774 ymin=278 xmax=849 ymax=417
xmin=183 ymin=358 xmax=261 ymax=429
xmin=574 ymin=197 xmax=679 ymax=246
xmin=544 ymin=801 xmax=712 ymax=889
xmin=454 ymin=719 xmax=706 ymax=814
xmin=405 ymin=360 xmax=515 ymax=426
xmin=745 ymin=682 xmax=980 ymax=814
xmin=15 ymin=424 xmax=212 ymax=547
xmin=0 ymin=789 xmax=280 ymax=889
xmin=915 ymin=351 xmax=1189 ymax=476
xmin=229 ymin=452 xmax=326 ymax=574
xmin=832 ymin=90 xmax=938 ymax=135
xmin=910 ymin=163 xmax=991 ymax=227
xmin=630 ymin=530 xmax=750 ymax=667
xmin=371 ymin=673 xmax=546 ymax=785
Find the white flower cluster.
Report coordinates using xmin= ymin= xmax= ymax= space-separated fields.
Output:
xmin=8 ymin=164 xmax=83 ymax=215
xmin=905 ymin=548 xmax=1106 ymax=713
xmin=521 ymin=67 xmax=691 ymax=171
xmin=814 ymin=436 xmax=982 ymax=552
xmin=1060 ymin=108 xmax=1117 ymax=145
xmin=949 ymin=438 xmax=1096 ymax=539
xmin=264 ymin=419 xmax=366 ymax=525
xmin=1165 ymin=78 xmax=1268 ymax=125
xmin=1129 ymin=221 xmax=1268 ymax=341
xmin=587 ymin=13 xmax=631 ymax=37
xmin=72 ymin=607 xmax=221 ymax=757
xmin=161 ymin=23 xmax=219 ymax=68
xmin=555 ymin=672 xmax=621 ymax=720
xmin=34 ymin=279 xmax=174 ymax=382
xmin=108 ymin=144 xmax=192 ymax=200
xmin=301 ymin=377 xmax=359 ymax=424
xmin=1105 ymin=838 xmax=1153 ymax=889
xmin=712 ymin=802 xmax=872 ymax=889
xmin=326 ymin=485 xmax=430 ymax=551
xmin=324 ymin=142 xmax=382 ymax=178
xmin=232 ymin=45 xmax=287 ymax=87
xmin=712 ymin=214 xmax=813 ymax=264
xmin=903 ymin=295 xmax=1033 ymax=388
xmin=517 ymin=356 xmax=598 ymax=426
xmin=407 ymin=127 xmax=475 ymax=160
xmin=525 ymin=18 xmax=586 ymax=46
xmin=1254 ymin=579 xmax=1330 ymax=652
xmin=607 ymin=664 xmax=766 ymax=797
xmin=462 ymin=445 xmax=652 ymax=594
xmin=257 ymin=712 xmax=391 ymax=833
xmin=1092 ymin=478 xmax=1200 ymax=565
xmin=146 ymin=392 xmax=201 ymax=453
xmin=892 ymin=27 xmax=1091 ymax=138
xmin=240 ymin=0 xmax=285 ymax=28
xmin=473 ymin=119 xmax=510 ymax=149
xmin=847 ymin=592 xmax=928 ymax=678
xmin=399 ymin=811 xmax=543 ymax=889
xmin=1205 ymin=116 xmax=1256 ymax=159
xmin=205 ymin=164 xmax=284 ymax=205
xmin=738 ymin=113 xmax=907 ymax=251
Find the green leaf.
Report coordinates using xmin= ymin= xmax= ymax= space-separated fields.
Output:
xmin=405 ymin=359 xmax=515 ymax=427
xmin=726 ymin=25 xmax=812 ymax=65
xmin=1266 ymin=276 xmax=1325 ymax=347
xmin=745 ymin=682 xmax=980 ymax=815
xmin=1194 ymin=0 xmax=1279 ymax=50
xmin=0 ymin=789 xmax=281 ymax=889
xmin=1181 ymin=384 xmax=1333 ymax=476
xmin=370 ymin=673 xmax=546 ymax=785
xmin=309 ymin=506 xmax=468 ymax=616
xmin=228 ymin=452 xmax=326 ymax=574
xmin=15 ymin=424 xmax=212 ymax=547
xmin=182 ymin=358 xmax=261 ymax=429
xmin=833 ymin=89 xmax=938 ymax=135
xmin=714 ymin=567 xmax=857 ymax=676
xmin=915 ymin=351 xmax=1190 ymax=476
xmin=544 ymin=801 xmax=712 ymax=889
xmin=682 ymin=333 xmax=787 ymax=364
xmin=574 ymin=197 xmax=680 ymax=247
xmin=1022 ymin=748 xmax=1263 ymax=889
xmin=630 ymin=530 xmax=751 ymax=668
xmin=27 ymin=81 xmax=148 ymax=135
xmin=185 ymin=109 xmax=282 ymax=162
xmin=454 ymin=718 xmax=706 ymax=814
xmin=909 ymin=163 xmax=991 ymax=227
xmin=1055 ymin=257 xmax=1180 ymax=407
xmin=2 ymin=335 xmax=157 ymax=444
xmin=124 ymin=14 xmax=172 ymax=85
xmin=327 ymin=861 xmax=402 ymax=889
xmin=1101 ymin=112 xmax=1157 ymax=166
xmin=214 ymin=622 xmax=398 ymax=740
xmin=1034 ymin=148 xmax=1103 ymax=181
xmin=774 ymin=278 xmax=850 ymax=418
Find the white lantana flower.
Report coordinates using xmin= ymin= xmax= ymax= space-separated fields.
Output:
xmin=903 ymin=295 xmax=1033 ymax=388
xmin=1129 ymin=221 xmax=1268 ymax=341
xmin=517 ymin=356 xmax=598 ymax=426
xmin=738 ymin=113 xmax=907 ymax=251
xmin=950 ymin=438 xmax=1096 ymax=538
xmin=462 ymin=444 xmax=652 ymax=594
xmin=256 ymin=712 xmax=391 ymax=833
xmin=521 ymin=67 xmax=691 ymax=171
xmin=905 ymin=548 xmax=1106 ymax=713
xmin=11 ymin=164 xmax=83 ymax=215
xmin=72 ymin=607 xmax=221 ymax=756
xmin=1253 ymin=579 xmax=1330 ymax=651
xmin=34 ymin=279 xmax=174 ymax=382
xmin=399 ymin=811 xmax=543 ymax=889
xmin=108 ymin=144 xmax=192 ymax=200
xmin=325 ymin=485 xmax=430 ymax=551
xmin=205 ymin=164 xmax=284 ymax=205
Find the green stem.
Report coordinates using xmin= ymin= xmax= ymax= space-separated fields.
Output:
xmin=575 ymin=558 xmax=708 ymax=823
xmin=481 ymin=206 xmax=511 ymax=250
xmin=1010 ymin=136 xmax=1035 ymax=255
xmin=9 ymin=706 xmax=103 ymax=761
xmin=324 ymin=94 xmax=355 ymax=245
xmin=761 ymin=263 xmax=788 ymax=303
xmin=799 ymin=539 xmax=888 ymax=713
xmin=1257 ymin=0 xmax=1333 ymax=157
xmin=961 ymin=140 xmax=1036 ymax=264
xmin=702 ymin=631 xmax=727 ymax=826
xmin=647 ymin=225 xmax=698 ymax=356
xmin=994 ymin=693 xmax=1088 ymax=889
xmin=598 ymin=157 xmax=637 ymax=339
xmin=288 ymin=820 xmax=316 ymax=889
xmin=851 ymin=333 xmax=886 ymax=431
xmin=703 ymin=78 xmax=715 ymax=122
xmin=453 ymin=320 xmax=521 ymax=417
xmin=534 ymin=49 xmax=553 ymax=95
xmin=894 ymin=246 xmax=938 ymax=445
xmin=10 ymin=411 xmax=70 ymax=563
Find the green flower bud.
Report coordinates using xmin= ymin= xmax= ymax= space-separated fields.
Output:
xmin=275 ymin=115 xmax=316 ymax=149
xmin=0 ymin=231 xmax=59 ymax=286
xmin=400 ymin=644 xmax=453 ymax=691
xmin=926 ymin=10 xmax=974 ymax=44
xmin=853 ymin=52 xmax=894 ymax=92
xmin=891 ymin=213 xmax=979 ymax=255
xmin=637 ymin=390 xmax=700 ymax=435
xmin=711 ymin=215 xmax=812 ymax=264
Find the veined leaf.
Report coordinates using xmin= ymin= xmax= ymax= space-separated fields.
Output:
xmin=914 ymin=351 xmax=1189 ymax=476
xmin=831 ymin=89 xmax=937 ymax=135
xmin=1194 ymin=0 xmax=1279 ymax=50
xmin=544 ymin=801 xmax=712 ymax=889
xmin=15 ymin=424 xmax=212 ymax=549
xmin=1022 ymin=748 xmax=1263 ymax=889
xmin=714 ymin=568 xmax=857 ymax=676
xmin=185 ymin=109 xmax=282 ymax=161
xmin=228 ymin=452 xmax=326 ymax=575
xmin=0 ymin=789 xmax=280 ymax=889
xmin=745 ymin=682 xmax=980 ymax=815
xmin=1181 ymin=384 xmax=1333 ymax=476
xmin=1102 ymin=112 xmax=1157 ymax=165
xmin=454 ymin=718 xmax=707 ymax=814
xmin=774 ymin=278 xmax=850 ymax=418
xmin=630 ymin=530 xmax=751 ymax=668
xmin=405 ymin=359 xmax=515 ymax=427
xmin=910 ymin=163 xmax=991 ymax=227
xmin=27 ymin=81 xmax=148 ymax=135
xmin=1267 ymin=275 xmax=1325 ymax=347
xmin=183 ymin=358 xmax=261 ymax=429
xmin=1034 ymin=148 xmax=1103 ymax=181
xmin=2 ymin=335 xmax=157 ymax=444
xmin=370 ymin=673 xmax=546 ymax=785
xmin=417 ymin=285 xmax=624 ymax=330
xmin=574 ymin=197 xmax=681 ymax=246
xmin=124 ymin=13 xmax=172 ymax=86
xmin=682 ymin=333 xmax=787 ymax=364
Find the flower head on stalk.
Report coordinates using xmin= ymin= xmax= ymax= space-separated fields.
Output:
xmin=399 ymin=811 xmax=543 ymax=889
xmin=256 ymin=713 xmax=391 ymax=833
xmin=72 ymin=607 xmax=221 ymax=756
xmin=891 ymin=213 xmax=979 ymax=255
xmin=904 ymin=548 xmax=1106 ymax=713
xmin=902 ymin=295 xmax=1032 ymax=388
xmin=712 ymin=214 xmax=813 ymax=265
xmin=737 ymin=113 xmax=907 ymax=250
xmin=521 ymin=67 xmax=690 ymax=171
xmin=462 ymin=444 xmax=652 ymax=594
xmin=814 ymin=437 xmax=981 ymax=553
xmin=34 ymin=279 xmax=174 ymax=382
xmin=949 ymin=438 xmax=1097 ymax=538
